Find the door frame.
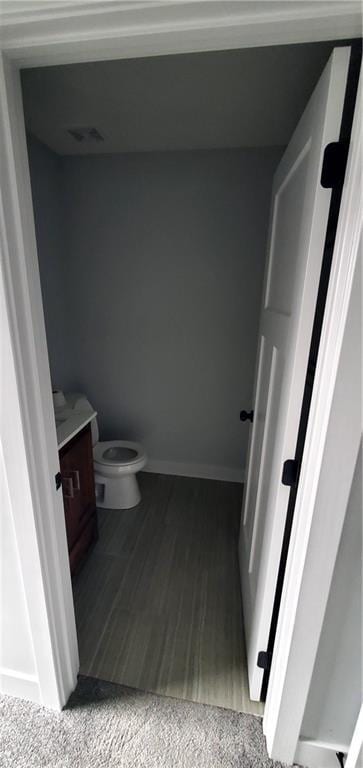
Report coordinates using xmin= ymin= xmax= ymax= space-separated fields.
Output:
xmin=0 ymin=2 xmax=361 ymax=761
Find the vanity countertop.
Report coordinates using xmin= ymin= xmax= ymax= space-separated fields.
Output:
xmin=55 ymin=392 xmax=97 ymax=450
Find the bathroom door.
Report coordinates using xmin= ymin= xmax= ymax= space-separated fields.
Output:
xmin=238 ymin=47 xmax=350 ymax=701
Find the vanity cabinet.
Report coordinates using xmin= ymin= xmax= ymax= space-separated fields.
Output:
xmin=59 ymin=423 xmax=98 ymax=575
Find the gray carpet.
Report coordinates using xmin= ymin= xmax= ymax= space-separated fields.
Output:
xmin=0 ymin=675 xmax=291 ymax=768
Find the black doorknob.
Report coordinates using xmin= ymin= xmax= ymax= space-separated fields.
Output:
xmin=240 ymin=410 xmax=254 ymax=423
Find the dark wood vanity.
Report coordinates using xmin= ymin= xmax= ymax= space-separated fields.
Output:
xmin=59 ymin=423 xmax=98 ymax=575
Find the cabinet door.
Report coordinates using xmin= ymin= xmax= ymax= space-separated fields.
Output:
xmin=60 ymin=445 xmax=83 ymax=552
xmin=59 ymin=425 xmax=97 ymax=555
xmin=71 ymin=426 xmax=96 ymax=526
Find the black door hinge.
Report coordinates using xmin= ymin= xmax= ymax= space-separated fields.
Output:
xmin=282 ymin=459 xmax=298 ymax=487
xmin=321 ymin=142 xmax=348 ymax=189
xmin=240 ymin=409 xmax=254 ymax=423
xmin=55 ymin=472 xmax=62 ymax=491
xmin=257 ymin=651 xmax=272 ymax=671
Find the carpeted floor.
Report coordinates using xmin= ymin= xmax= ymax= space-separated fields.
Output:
xmin=0 ymin=675 xmax=290 ymax=768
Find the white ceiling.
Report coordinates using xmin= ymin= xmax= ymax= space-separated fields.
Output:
xmin=22 ymin=41 xmax=338 ymax=155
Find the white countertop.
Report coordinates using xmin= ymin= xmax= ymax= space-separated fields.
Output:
xmin=55 ymin=392 xmax=97 ymax=450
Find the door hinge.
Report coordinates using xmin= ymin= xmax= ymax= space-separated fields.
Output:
xmin=321 ymin=142 xmax=348 ymax=189
xmin=55 ymin=472 xmax=62 ymax=491
xmin=257 ymin=651 xmax=272 ymax=671
xmin=240 ymin=409 xmax=254 ymax=423
xmin=282 ymin=459 xmax=298 ymax=487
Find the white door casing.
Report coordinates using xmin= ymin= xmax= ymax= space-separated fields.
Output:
xmin=0 ymin=2 xmax=360 ymax=759
xmin=239 ymin=46 xmax=350 ymax=701
xmin=0 ymin=53 xmax=79 ymax=708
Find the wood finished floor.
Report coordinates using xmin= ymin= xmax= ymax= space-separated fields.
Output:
xmin=73 ymin=473 xmax=264 ymax=716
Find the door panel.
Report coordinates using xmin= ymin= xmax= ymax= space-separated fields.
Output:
xmin=243 ymin=335 xmax=268 ymax=529
xmin=239 ymin=47 xmax=350 ymax=701
xmin=264 ymin=143 xmax=310 ymax=317
xmin=248 ymin=345 xmax=281 ymax=578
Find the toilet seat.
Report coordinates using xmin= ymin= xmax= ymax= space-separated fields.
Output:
xmin=93 ymin=440 xmax=147 ymax=477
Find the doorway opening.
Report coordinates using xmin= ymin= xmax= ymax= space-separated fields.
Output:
xmin=20 ymin=39 xmax=347 ymax=716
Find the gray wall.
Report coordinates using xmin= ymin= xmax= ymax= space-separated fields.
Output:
xmin=27 ymin=135 xmax=73 ymax=388
xmin=30 ymin=142 xmax=280 ymax=477
xmin=61 ymin=149 xmax=279 ymax=477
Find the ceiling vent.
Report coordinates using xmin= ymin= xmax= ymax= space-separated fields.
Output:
xmin=67 ymin=126 xmax=104 ymax=143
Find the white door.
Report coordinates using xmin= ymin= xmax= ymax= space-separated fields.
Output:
xmin=239 ymin=47 xmax=350 ymax=702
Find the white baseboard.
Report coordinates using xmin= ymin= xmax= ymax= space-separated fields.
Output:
xmin=295 ymin=738 xmax=349 ymax=768
xmin=144 ymin=459 xmax=245 ymax=484
xmin=0 ymin=667 xmax=41 ymax=704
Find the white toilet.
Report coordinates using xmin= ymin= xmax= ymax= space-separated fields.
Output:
xmin=91 ymin=416 xmax=147 ymax=510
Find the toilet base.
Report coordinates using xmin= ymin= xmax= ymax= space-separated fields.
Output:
xmin=95 ymin=471 xmax=141 ymax=510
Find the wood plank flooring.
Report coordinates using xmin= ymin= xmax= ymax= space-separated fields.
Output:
xmin=72 ymin=473 xmax=264 ymax=716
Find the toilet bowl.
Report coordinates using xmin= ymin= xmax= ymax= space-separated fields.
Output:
xmin=90 ymin=413 xmax=147 ymax=509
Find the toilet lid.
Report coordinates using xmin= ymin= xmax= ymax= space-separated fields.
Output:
xmin=93 ymin=440 xmax=144 ymax=466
